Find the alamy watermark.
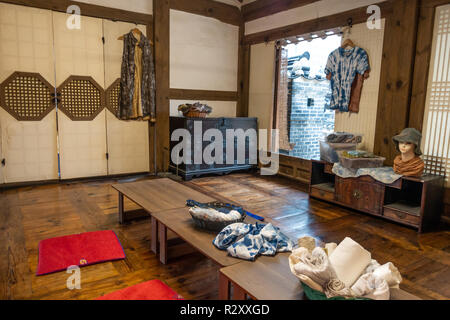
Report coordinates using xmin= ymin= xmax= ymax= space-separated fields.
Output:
xmin=367 ymin=5 xmax=382 ymax=30
xmin=171 ymin=122 xmax=279 ymax=176
xmin=66 ymin=265 xmax=81 ymax=290
xmin=66 ymin=5 xmax=81 ymax=30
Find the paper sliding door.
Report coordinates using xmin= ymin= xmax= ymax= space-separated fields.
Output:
xmin=53 ymin=12 xmax=107 ymax=179
xmin=103 ymin=20 xmax=149 ymax=175
xmin=0 ymin=4 xmax=58 ymax=183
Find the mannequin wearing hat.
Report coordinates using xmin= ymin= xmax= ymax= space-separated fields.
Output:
xmin=392 ymin=128 xmax=425 ymax=177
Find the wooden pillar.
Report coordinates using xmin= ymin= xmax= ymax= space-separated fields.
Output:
xmin=153 ymin=0 xmax=171 ymax=172
xmin=373 ymin=0 xmax=420 ymax=165
xmin=409 ymin=4 xmax=436 ymax=131
xmin=236 ymin=21 xmax=250 ymax=117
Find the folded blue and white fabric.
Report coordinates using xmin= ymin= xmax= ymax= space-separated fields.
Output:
xmin=213 ymin=222 xmax=294 ymax=261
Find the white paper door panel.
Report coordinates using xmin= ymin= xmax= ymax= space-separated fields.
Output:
xmin=105 ymin=111 xmax=149 ymax=174
xmin=103 ymin=20 xmax=149 ymax=174
xmin=0 ymin=109 xmax=58 ymax=183
xmin=57 ymin=111 xmax=108 ymax=179
xmin=0 ymin=3 xmax=58 ymax=183
xmin=52 ymin=12 xmax=107 ymax=179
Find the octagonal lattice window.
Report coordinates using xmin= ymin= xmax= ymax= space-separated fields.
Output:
xmin=0 ymin=72 xmax=54 ymax=121
xmin=57 ymin=76 xmax=105 ymax=121
xmin=106 ymin=78 xmax=120 ymax=118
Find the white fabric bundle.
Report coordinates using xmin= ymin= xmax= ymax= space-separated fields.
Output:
xmin=351 ymin=273 xmax=390 ymax=300
xmin=373 ymin=262 xmax=402 ymax=289
xmin=189 ymin=207 xmax=242 ymax=222
xmin=289 ymin=247 xmax=337 ymax=288
xmin=324 ymin=279 xmax=355 ymax=299
xmin=329 ymin=237 xmax=371 ymax=287
xmin=364 ymin=259 xmax=381 ymax=274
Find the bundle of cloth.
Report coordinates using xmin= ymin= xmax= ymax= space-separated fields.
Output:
xmin=186 ymin=200 xmax=244 ymax=222
xmin=289 ymin=237 xmax=402 ymax=300
xmin=213 ymin=222 xmax=294 ymax=261
xmin=326 ymin=132 xmax=363 ymax=144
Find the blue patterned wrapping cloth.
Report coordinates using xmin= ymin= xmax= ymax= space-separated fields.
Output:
xmin=213 ymin=223 xmax=294 ymax=261
xmin=332 ymin=163 xmax=403 ymax=184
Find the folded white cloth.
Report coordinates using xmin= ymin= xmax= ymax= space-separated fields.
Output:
xmin=351 ymin=273 xmax=390 ymax=300
xmin=329 ymin=237 xmax=371 ymax=287
xmin=373 ymin=262 xmax=402 ymax=288
xmin=324 ymin=279 xmax=355 ymax=299
xmin=289 ymin=247 xmax=337 ymax=288
xmin=189 ymin=207 xmax=242 ymax=222
xmin=324 ymin=243 xmax=337 ymax=256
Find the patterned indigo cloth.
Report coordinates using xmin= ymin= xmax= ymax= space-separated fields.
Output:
xmin=325 ymin=47 xmax=370 ymax=112
xmin=332 ymin=163 xmax=403 ymax=184
xmin=213 ymin=223 xmax=294 ymax=261
xmin=118 ymin=31 xmax=156 ymax=121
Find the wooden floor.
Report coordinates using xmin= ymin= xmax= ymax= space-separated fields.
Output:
xmin=1 ymin=173 xmax=449 ymax=300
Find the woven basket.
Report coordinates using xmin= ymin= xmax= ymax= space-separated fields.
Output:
xmin=189 ymin=212 xmax=246 ymax=232
xmin=184 ymin=110 xmax=208 ymax=118
xmin=300 ymin=282 xmax=372 ymax=300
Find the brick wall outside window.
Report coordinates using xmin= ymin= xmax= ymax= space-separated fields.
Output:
xmin=283 ymin=77 xmax=335 ymax=159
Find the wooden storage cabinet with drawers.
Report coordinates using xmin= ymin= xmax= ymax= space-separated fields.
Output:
xmin=309 ymin=160 xmax=445 ymax=232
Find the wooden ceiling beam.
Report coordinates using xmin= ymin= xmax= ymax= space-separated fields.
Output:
xmin=170 ymin=0 xmax=241 ymax=26
xmin=244 ymin=1 xmax=393 ymax=45
xmin=0 ymin=0 xmax=152 ymax=25
xmin=242 ymin=0 xmax=321 ymax=22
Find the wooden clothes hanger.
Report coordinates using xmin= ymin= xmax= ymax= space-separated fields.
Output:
xmin=341 ymin=38 xmax=355 ymax=49
xmin=117 ymin=28 xmax=153 ymax=44
xmin=341 ymin=18 xmax=354 ymax=49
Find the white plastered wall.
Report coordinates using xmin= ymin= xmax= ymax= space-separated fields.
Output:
xmin=0 ymin=3 xmax=58 ymax=183
xmin=334 ymin=20 xmax=385 ymax=152
xmin=248 ymin=42 xmax=275 ymax=151
xmin=53 ymin=12 xmax=107 ymax=179
xmin=170 ymin=10 xmax=239 ymax=117
xmin=103 ymin=20 xmax=149 ymax=175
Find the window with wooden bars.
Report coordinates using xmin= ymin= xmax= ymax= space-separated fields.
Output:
xmin=422 ymin=4 xmax=450 ymax=187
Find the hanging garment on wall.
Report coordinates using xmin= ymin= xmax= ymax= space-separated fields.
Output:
xmin=118 ymin=30 xmax=156 ymax=121
xmin=325 ymin=47 xmax=370 ymax=112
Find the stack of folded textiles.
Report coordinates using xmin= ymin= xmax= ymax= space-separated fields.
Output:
xmin=289 ymin=237 xmax=402 ymax=300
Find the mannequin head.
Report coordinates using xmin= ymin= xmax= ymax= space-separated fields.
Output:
xmin=392 ymin=128 xmax=425 ymax=176
xmin=392 ymin=128 xmax=423 ymax=157
xmin=398 ymin=142 xmax=415 ymax=160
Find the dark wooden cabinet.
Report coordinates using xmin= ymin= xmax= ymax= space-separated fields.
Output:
xmin=169 ymin=116 xmax=258 ymax=180
xmin=310 ymin=160 xmax=445 ymax=232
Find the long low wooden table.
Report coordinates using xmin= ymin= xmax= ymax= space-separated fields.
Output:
xmin=112 ymin=178 xmax=215 ymax=224
xmin=112 ymin=178 xmax=421 ymax=300
xmin=219 ymin=253 xmax=421 ymax=300
xmin=151 ymin=207 xmax=258 ymax=266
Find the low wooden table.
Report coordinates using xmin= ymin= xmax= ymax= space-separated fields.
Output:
xmin=111 ymin=178 xmax=215 ymax=224
xmin=219 ymin=253 xmax=421 ymax=300
xmin=150 ymin=207 xmax=258 ymax=266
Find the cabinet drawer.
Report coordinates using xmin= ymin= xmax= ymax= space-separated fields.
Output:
xmin=311 ymin=187 xmax=335 ymax=202
xmin=383 ymin=207 xmax=420 ymax=226
xmin=335 ymin=177 xmax=383 ymax=215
